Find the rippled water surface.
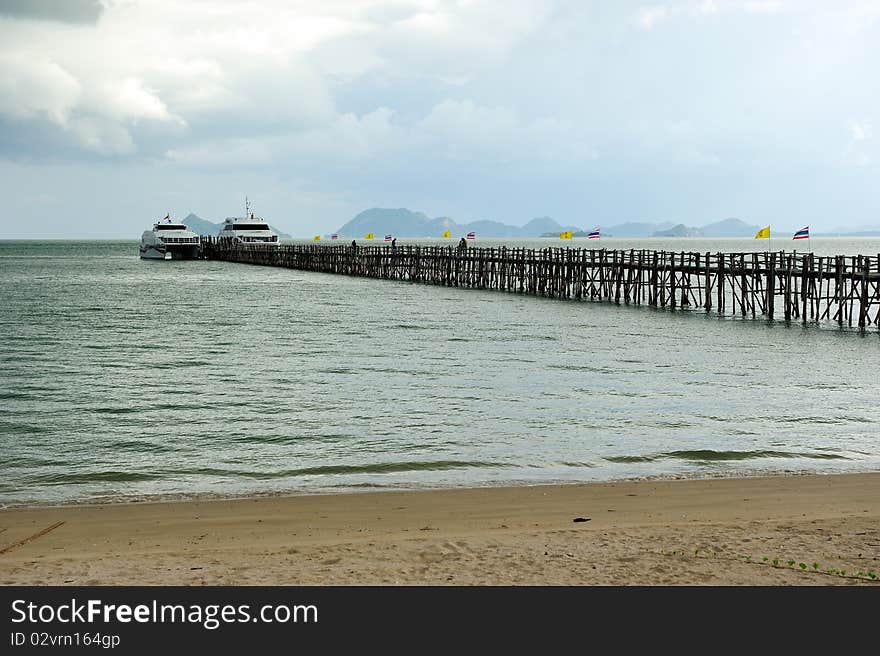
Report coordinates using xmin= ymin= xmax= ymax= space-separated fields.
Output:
xmin=2 ymin=239 xmax=879 ymax=506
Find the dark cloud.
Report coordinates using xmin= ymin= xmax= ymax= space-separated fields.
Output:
xmin=0 ymin=0 xmax=103 ymax=24
xmin=0 ymin=116 xmax=96 ymax=162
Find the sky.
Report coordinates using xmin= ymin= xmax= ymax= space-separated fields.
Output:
xmin=0 ymin=0 xmax=878 ymax=238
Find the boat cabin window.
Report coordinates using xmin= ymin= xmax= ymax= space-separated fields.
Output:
xmin=156 ymin=224 xmax=188 ymax=231
xmin=231 ymin=224 xmax=270 ymax=230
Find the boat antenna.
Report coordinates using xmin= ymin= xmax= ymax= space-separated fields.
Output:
xmin=245 ymin=196 xmax=250 ymax=219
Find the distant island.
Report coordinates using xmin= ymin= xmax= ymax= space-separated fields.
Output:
xmin=540 ymin=218 xmax=775 ymax=238
xmin=335 ymin=209 xmax=764 ymax=239
xmin=182 ymin=207 xmax=880 ymax=240
xmin=334 ymin=208 xmax=582 ymax=239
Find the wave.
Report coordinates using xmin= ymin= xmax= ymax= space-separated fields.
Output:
xmin=605 ymin=450 xmax=850 ymax=463
xmin=171 ymin=459 xmax=511 ymax=480
xmin=28 ymin=471 xmax=157 ymax=485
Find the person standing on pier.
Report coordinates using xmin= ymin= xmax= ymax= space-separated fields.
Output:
xmin=458 ymin=237 xmax=467 ymax=251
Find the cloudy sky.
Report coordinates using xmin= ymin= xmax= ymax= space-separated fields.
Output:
xmin=1 ymin=0 xmax=878 ymax=238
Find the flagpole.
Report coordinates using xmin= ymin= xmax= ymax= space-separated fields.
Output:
xmin=769 ymin=227 xmax=773 ymax=318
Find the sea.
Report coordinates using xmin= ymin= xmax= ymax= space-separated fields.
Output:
xmin=2 ymin=237 xmax=879 ymax=507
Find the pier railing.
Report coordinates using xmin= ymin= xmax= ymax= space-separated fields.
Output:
xmin=199 ymin=238 xmax=880 ymax=330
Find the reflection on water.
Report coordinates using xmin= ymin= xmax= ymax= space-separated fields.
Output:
xmin=1 ymin=239 xmax=879 ymax=506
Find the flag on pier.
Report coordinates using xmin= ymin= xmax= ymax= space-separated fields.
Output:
xmin=560 ymin=230 xmax=572 ymax=239
xmin=587 ymin=228 xmax=600 ymax=239
xmin=313 ymin=235 xmax=321 ymax=241
xmin=331 ymin=233 xmax=338 ymax=240
xmin=442 ymin=230 xmax=451 ymax=238
xmin=384 ymin=234 xmax=393 ymax=242
xmin=466 ymin=231 xmax=476 ymax=240
xmin=792 ymin=226 xmax=809 ymax=240
xmin=365 ymin=233 xmax=374 ymax=240
xmin=755 ymin=226 xmax=770 ymax=239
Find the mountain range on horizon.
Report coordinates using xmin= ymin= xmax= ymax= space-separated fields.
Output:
xmin=335 ymin=208 xmax=586 ymax=239
xmin=336 ymin=209 xmax=764 ymax=239
xmin=182 ymin=208 xmax=880 ymax=240
xmin=335 ymin=209 xmax=880 ymax=239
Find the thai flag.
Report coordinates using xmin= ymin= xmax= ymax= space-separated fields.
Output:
xmin=792 ymin=226 xmax=809 ymax=240
xmin=587 ymin=228 xmax=600 ymax=239
xmin=331 ymin=234 xmax=338 ymax=240
xmin=466 ymin=231 xmax=475 ymax=240
xmin=384 ymin=234 xmax=393 ymax=242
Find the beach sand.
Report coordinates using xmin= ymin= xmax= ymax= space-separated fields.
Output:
xmin=1 ymin=473 xmax=878 ymax=586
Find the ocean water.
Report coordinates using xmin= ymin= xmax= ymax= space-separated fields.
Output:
xmin=2 ymin=238 xmax=879 ymax=507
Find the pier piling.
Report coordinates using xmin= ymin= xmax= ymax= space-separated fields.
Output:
xmin=198 ymin=238 xmax=880 ymax=331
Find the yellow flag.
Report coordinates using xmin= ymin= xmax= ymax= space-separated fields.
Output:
xmin=365 ymin=232 xmax=374 ymax=240
xmin=560 ymin=230 xmax=572 ymax=240
xmin=442 ymin=230 xmax=451 ymax=238
xmin=313 ymin=235 xmax=321 ymax=241
xmin=755 ymin=226 xmax=770 ymax=239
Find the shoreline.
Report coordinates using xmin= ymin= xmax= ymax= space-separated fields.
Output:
xmin=3 ymin=466 xmax=875 ymax=512
xmin=2 ymin=472 xmax=879 ymax=585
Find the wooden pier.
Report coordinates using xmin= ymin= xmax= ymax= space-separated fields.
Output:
xmin=199 ymin=238 xmax=880 ymax=331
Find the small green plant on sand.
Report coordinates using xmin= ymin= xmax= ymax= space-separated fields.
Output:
xmin=685 ymin=551 xmax=876 ymax=582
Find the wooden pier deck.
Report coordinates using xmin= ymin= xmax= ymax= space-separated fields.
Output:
xmin=199 ymin=239 xmax=880 ymax=331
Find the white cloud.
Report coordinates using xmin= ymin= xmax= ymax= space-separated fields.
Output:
xmin=365 ymin=0 xmax=549 ymax=87
xmin=635 ymin=6 xmax=669 ymax=30
xmin=693 ymin=0 xmax=787 ymax=16
xmin=281 ymin=106 xmax=402 ymax=162
xmin=0 ymin=0 xmax=549 ymax=160
xmin=420 ymin=99 xmax=519 ymax=146
xmin=0 ymin=54 xmax=81 ymax=125
xmin=741 ymin=1 xmax=784 ymax=14
xmin=164 ymin=106 xmax=401 ymax=168
xmin=67 ymin=116 xmax=136 ymax=155
xmin=98 ymin=78 xmax=175 ymax=123
xmin=161 ymin=96 xmax=597 ymax=172
xmin=418 ymin=99 xmax=595 ymax=162
xmin=850 ymin=120 xmax=872 ymax=142
xmin=842 ymin=120 xmax=876 ymax=168
xmin=164 ymin=138 xmax=272 ymax=168
xmin=697 ymin=0 xmax=719 ymax=14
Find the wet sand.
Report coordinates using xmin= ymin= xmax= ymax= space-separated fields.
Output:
xmin=2 ymin=473 xmax=879 ymax=585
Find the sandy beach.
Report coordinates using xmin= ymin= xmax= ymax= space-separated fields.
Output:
xmin=1 ymin=473 xmax=879 ymax=586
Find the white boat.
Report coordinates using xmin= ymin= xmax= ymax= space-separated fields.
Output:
xmin=219 ymin=200 xmax=280 ymax=246
xmin=139 ymin=215 xmax=200 ymax=260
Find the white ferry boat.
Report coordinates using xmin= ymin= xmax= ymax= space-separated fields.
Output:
xmin=219 ymin=200 xmax=280 ymax=245
xmin=139 ymin=215 xmax=200 ymax=260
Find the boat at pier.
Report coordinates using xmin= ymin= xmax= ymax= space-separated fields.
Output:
xmin=139 ymin=215 xmax=200 ymax=260
xmin=219 ymin=199 xmax=280 ymax=246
